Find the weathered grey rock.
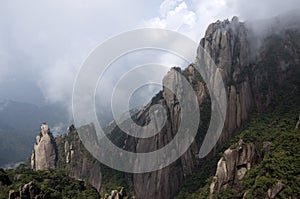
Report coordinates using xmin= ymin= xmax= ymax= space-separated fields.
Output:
xmin=8 ymin=190 xmax=19 ymax=199
xmin=209 ymin=140 xmax=256 ymax=197
xmin=105 ymin=17 xmax=299 ymax=199
xmin=106 ymin=187 xmax=127 ymax=199
xmin=265 ymin=181 xmax=285 ymax=199
xmin=126 ymin=16 xmax=289 ymax=198
xmin=31 ymin=123 xmax=57 ymax=170
xmin=210 ymin=140 xmax=273 ymax=198
xmin=295 ymin=115 xmax=300 ymax=130
xmin=55 ymin=125 xmax=102 ymax=192
xmin=197 ymin=17 xmax=252 ymax=146
xmin=128 ymin=18 xmax=256 ymax=199
xmin=30 ymin=123 xmax=102 ymax=192
xmin=25 ymin=15 xmax=299 ymax=199
xmin=9 ymin=181 xmax=44 ymax=199
xmin=121 ymin=66 xmax=205 ymax=199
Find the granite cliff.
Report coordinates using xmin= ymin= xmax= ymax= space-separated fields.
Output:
xmin=26 ymin=14 xmax=300 ymax=199
xmin=31 ymin=124 xmax=103 ymax=193
xmin=123 ymin=16 xmax=300 ymax=199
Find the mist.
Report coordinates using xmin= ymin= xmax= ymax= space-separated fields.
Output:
xmin=0 ymin=0 xmax=299 ymax=123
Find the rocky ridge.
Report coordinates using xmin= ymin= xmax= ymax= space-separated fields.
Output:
xmin=27 ymin=15 xmax=300 ymax=199
xmin=55 ymin=124 xmax=102 ymax=192
xmin=31 ymin=124 xmax=103 ymax=193
xmin=124 ymin=16 xmax=300 ymax=198
xmin=8 ymin=181 xmax=45 ymax=199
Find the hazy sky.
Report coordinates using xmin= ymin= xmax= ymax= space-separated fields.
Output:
xmin=0 ymin=0 xmax=299 ymax=109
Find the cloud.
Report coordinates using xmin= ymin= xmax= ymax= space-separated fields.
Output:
xmin=1 ymin=0 xmax=299 ymax=110
xmin=0 ymin=0 xmax=164 ymax=107
xmin=37 ymin=57 xmax=78 ymax=105
xmin=2 ymin=161 xmax=23 ymax=169
xmin=95 ymin=49 xmax=178 ymax=110
xmin=50 ymin=122 xmax=66 ymax=137
xmin=145 ymin=0 xmax=201 ymax=40
xmin=146 ymin=0 xmax=300 ymax=42
xmin=159 ymin=0 xmax=184 ymax=17
xmin=233 ymin=0 xmax=300 ymax=20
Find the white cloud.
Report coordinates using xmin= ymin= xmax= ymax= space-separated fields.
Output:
xmin=159 ymin=0 xmax=184 ymax=17
xmin=38 ymin=57 xmax=78 ymax=104
xmin=145 ymin=1 xmax=201 ymax=40
xmin=1 ymin=0 xmax=299 ymax=108
xmin=147 ymin=0 xmax=300 ymax=43
xmin=0 ymin=0 xmax=160 ymax=105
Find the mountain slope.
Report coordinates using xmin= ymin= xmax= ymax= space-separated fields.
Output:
xmin=1 ymin=14 xmax=300 ymax=199
xmin=177 ymin=91 xmax=300 ymax=198
xmin=119 ymin=16 xmax=300 ymax=199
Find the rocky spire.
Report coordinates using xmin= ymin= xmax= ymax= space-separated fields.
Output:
xmin=31 ymin=123 xmax=57 ymax=170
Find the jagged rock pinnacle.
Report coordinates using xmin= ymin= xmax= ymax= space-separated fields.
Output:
xmin=31 ymin=123 xmax=57 ymax=170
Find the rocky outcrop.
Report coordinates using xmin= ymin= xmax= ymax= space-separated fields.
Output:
xmin=121 ymin=16 xmax=300 ymax=199
xmin=123 ymin=17 xmax=252 ymax=199
xmin=56 ymin=125 xmax=102 ymax=192
xmin=242 ymin=180 xmax=287 ymax=199
xmin=25 ymin=15 xmax=300 ymax=199
xmin=30 ymin=124 xmax=102 ymax=193
xmin=210 ymin=140 xmax=255 ymax=196
xmin=265 ymin=181 xmax=285 ymax=199
xmin=9 ymin=181 xmax=45 ymax=199
xmin=209 ymin=140 xmax=272 ymax=198
xmin=295 ymin=115 xmax=300 ymax=130
xmin=105 ymin=187 xmax=127 ymax=199
xmin=125 ymin=67 xmax=203 ymax=199
xmin=31 ymin=123 xmax=57 ymax=170
xmin=197 ymin=17 xmax=252 ymax=145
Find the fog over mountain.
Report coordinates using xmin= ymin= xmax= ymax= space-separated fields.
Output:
xmin=0 ymin=1 xmax=300 ymax=199
xmin=1 ymin=0 xmax=299 ymax=110
xmin=0 ymin=0 xmax=299 ymax=167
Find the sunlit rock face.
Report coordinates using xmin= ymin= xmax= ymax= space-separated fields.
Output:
xmin=27 ymin=14 xmax=300 ymax=199
xmin=31 ymin=123 xmax=57 ymax=170
xmin=125 ymin=17 xmax=252 ymax=199
xmin=125 ymin=15 xmax=300 ymax=199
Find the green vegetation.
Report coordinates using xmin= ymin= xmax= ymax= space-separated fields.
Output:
xmin=0 ymin=164 xmax=99 ymax=199
xmin=176 ymin=35 xmax=300 ymax=197
xmin=176 ymin=103 xmax=300 ymax=199
xmin=175 ymin=159 xmax=218 ymax=199
xmin=56 ymin=127 xmax=134 ymax=198
xmin=180 ymin=77 xmax=300 ymax=198
xmin=100 ymin=165 xmax=133 ymax=198
xmin=215 ymin=105 xmax=300 ymax=198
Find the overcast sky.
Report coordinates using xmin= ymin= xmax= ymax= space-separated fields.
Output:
xmin=0 ymin=0 xmax=299 ymax=110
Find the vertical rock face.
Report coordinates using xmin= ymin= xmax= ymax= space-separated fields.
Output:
xmin=209 ymin=140 xmax=256 ymax=197
xmin=30 ymin=124 xmax=102 ymax=193
xmin=55 ymin=125 xmax=102 ymax=192
xmin=125 ymin=67 xmax=206 ymax=199
xmin=197 ymin=17 xmax=252 ymax=145
xmin=30 ymin=124 xmax=102 ymax=192
xmin=125 ymin=16 xmax=300 ymax=199
xmin=125 ymin=17 xmax=253 ymax=199
xmin=209 ymin=140 xmax=272 ymax=198
xmin=31 ymin=123 xmax=57 ymax=170
xmin=26 ymin=16 xmax=300 ymax=199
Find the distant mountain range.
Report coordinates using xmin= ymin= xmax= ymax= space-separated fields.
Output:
xmin=0 ymin=100 xmax=70 ymax=167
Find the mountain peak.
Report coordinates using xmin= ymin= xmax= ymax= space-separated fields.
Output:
xmin=31 ymin=123 xmax=57 ymax=171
